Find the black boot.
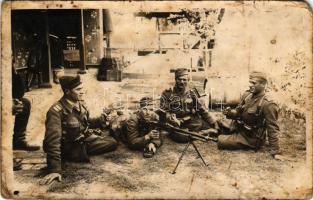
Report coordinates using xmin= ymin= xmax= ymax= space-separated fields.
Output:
xmin=143 ymin=147 xmax=155 ymax=158
xmin=13 ymin=140 xmax=40 ymax=151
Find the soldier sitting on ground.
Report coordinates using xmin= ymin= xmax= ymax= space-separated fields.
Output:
xmin=124 ymin=97 xmax=162 ymax=158
xmin=218 ymin=71 xmax=284 ymax=160
xmin=40 ymin=75 xmax=118 ymax=185
xmin=160 ymin=68 xmax=218 ymax=143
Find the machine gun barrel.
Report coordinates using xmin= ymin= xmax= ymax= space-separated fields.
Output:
xmin=149 ymin=121 xmax=218 ymax=143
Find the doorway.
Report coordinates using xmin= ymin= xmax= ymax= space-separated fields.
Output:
xmin=48 ymin=10 xmax=82 ymax=69
xmin=12 ymin=9 xmax=85 ymax=88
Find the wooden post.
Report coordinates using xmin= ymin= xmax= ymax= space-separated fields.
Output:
xmin=78 ymin=9 xmax=87 ymax=74
xmin=99 ymin=9 xmax=104 ymax=59
xmin=41 ymin=11 xmax=53 ymax=88
xmin=157 ymin=18 xmax=161 ymax=54
xmin=40 ymin=10 xmax=52 ymax=88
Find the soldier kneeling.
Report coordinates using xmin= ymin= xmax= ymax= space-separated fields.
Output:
xmin=41 ymin=75 xmax=117 ymax=185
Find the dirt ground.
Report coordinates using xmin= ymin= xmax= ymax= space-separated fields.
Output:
xmin=13 ymin=69 xmax=310 ymax=199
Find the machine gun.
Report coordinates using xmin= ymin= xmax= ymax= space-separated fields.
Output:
xmin=149 ymin=120 xmax=218 ymax=143
xmin=149 ymin=108 xmax=218 ymax=174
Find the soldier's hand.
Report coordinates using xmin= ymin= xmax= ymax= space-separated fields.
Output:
xmin=99 ymin=114 xmax=109 ymax=128
xmin=274 ymin=155 xmax=285 ymax=161
xmin=146 ymin=130 xmax=160 ymax=140
xmin=223 ymin=108 xmax=238 ymax=119
xmin=201 ymin=128 xmax=218 ymax=137
xmin=148 ymin=143 xmax=157 ymax=153
xmin=212 ymin=122 xmax=219 ymax=131
xmin=222 ymin=107 xmax=232 ymax=115
xmin=166 ymin=113 xmax=181 ymax=127
xmin=39 ymin=173 xmax=62 ymax=185
xmin=273 ymin=154 xmax=294 ymax=161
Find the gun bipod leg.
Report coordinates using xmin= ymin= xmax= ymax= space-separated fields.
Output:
xmin=171 ymin=142 xmax=190 ymax=174
xmin=191 ymin=141 xmax=209 ymax=167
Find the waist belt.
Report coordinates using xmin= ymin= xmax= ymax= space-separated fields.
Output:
xmin=237 ymin=120 xmax=257 ymax=130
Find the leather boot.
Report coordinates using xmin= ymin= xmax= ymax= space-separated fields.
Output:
xmin=13 ymin=140 xmax=40 ymax=151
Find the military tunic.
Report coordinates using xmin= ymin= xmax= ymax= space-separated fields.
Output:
xmin=125 ymin=112 xmax=162 ymax=150
xmin=160 ymin=86 xmax=216 ymax=143
xmin=43 ymin=96 xmax=117 ymax=173
xmin=218 ymin=91 xmax=280 ymax=155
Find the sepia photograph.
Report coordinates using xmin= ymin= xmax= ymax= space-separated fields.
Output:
xmin=1 ymin=0 xmax=313 ymax=199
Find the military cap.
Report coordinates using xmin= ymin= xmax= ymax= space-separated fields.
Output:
xmin=175 ymin=68 xmax=189 ymax=78
xmin=139 ymin=96 xmax=154 ymax=108
xmin=249 ymin=71 xmax=267 ymax=82
xmin=59 ymin=75 xmax=82 ymax=91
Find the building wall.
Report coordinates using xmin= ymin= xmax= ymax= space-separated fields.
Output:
xmin=108 ymin=2 xmax=311 ymax=111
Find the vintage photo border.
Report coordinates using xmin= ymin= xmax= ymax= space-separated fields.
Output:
xmin=1 ymin=0 xmax=313 ymax=198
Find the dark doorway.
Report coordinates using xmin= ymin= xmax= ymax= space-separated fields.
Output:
xmin=11 ymin=10 xmax=83 ymax=86
xmin=12 ymin=10 xmax=51 ymax=88
xmin=48 ymin=10 xmax=82 ymax=69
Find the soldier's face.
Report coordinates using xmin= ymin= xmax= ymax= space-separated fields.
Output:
xmin=249 ymin=78 xmax=266 ymax=94
xmin=175 ymin=75 xmax=189 ymax=89
xmin=139 ymin=108 xmax=159 ymax=122
xmin=67 ymin=84 xmax=85 ymax=102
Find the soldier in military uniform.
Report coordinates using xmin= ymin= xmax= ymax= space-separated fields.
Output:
xmin=160 ymin=68 xmax=218 ymax=143
xmin=218 ymin=71 xmax=283 ymax=159
xmin=124 ymin=97 xmax=162 ymax=158
xmin=12 ymin=66 xmax=40 ymax=151
xmin=40 ymin=75 xmax=118 ymax=185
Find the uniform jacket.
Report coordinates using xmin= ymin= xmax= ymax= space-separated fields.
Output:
xmin=125 ymin=112 xmax=161 ymax=150
xmin=160 ymin=86 xmax=216 ymax=126
xmin=43 ymin=96 xmax=104 ymax=173
xmin=227 ymin=91 xmax=280 ymax=154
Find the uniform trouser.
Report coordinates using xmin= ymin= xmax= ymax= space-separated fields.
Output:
xmin=217 ymin=132 xmax=257 ymax=150
xmin=127 ymin=135 xmax=163 ymax=151
xmin=13 ymin=98 xmax=31 ymax=144
xmin=169 ymin=116 xmax=210 ymax=143
xmin=63 ymin=133 xmax=118 ymax=162
xmin=84 ymin=134 xmax=118 ymax=155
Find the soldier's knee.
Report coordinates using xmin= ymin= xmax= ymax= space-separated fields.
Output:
xmin=88 ymin=137 xmax=118 ymax=154
xmin=217 ymin=134 xmax=247 ymax=150
xmin=217 ymin=135 xmax=231 ymax=149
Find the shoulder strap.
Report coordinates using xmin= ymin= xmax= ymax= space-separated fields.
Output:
xmin=52 ymin=102 xmax=64 ymax=113
xmin=240 ymin=92 xmax=252 ymax=106
xmin=256 ymin=95 xmax=266 ymax=116
xmin=80 ymin=103 xmax=90 ymax=120
xmin=52 ymin=102 xmax=68 ymax=126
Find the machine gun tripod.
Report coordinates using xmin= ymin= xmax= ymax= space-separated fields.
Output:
xmin=149 ymin=120 xmax=218 ymax=174
xmin=172 ymin=134 xmax=209 ymax=174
